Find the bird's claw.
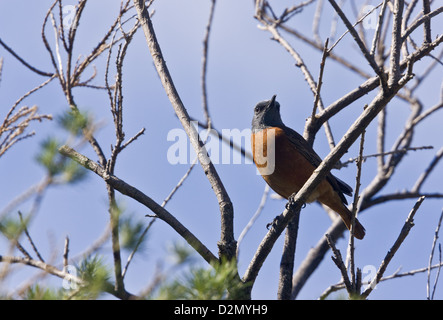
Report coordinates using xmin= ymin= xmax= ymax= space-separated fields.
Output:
xmin=266 ymin=215 xmax=281 ymax=230
xmin=285 ymin=194 xmax=306 ymax=210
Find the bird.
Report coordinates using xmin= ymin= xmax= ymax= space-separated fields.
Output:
xmin=251 ymin=95 xmax=365 ymax=239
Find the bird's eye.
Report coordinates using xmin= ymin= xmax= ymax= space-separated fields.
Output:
xmin=255 ymin=103 xmax=265 ymax=113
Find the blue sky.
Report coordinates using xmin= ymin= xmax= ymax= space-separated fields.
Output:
xmin=1 ymin=0 xmax=443 ymax=299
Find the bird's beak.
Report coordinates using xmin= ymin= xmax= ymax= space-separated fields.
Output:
xmin=269 ymin=94 xmax=276 ymax=106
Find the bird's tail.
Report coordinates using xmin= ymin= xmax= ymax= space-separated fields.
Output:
xmin=326 ymin=201 xmax=366 ymax=239
xmin=337 ymin=205 xmax=366 ymax=240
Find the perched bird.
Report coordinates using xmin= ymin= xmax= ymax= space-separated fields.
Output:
xmin=251 ymin=95 xmax=365 ymax=239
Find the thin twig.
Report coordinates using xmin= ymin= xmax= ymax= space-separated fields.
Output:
xmin=0 ymin=38 xmax=54 ymax=77
xmin=325 ymin=234 xmax=353 ymax=295
xmin=0 ymin=254 xmax=83 ymax=286
xmin=312 ymin=0 xmax=324 ymax=45
xmin=311 ymin=38 xmax=329 ymax=123
xmin=256 ymin=9 xmax=319 ymax=100
xmin=401 ymin=6 xmax=443 ymax=43
xmin=431 ymin=244 xmax=442 ymax=300
xmin=237 ymin=185 xmax=270 ymax=259
xmin=0 ymin=105 xmax=53 ymax=158
xmin=3 ymin=75 xmax=56 ymax=123
xmin=63 ymin=236 xmax=69 ymax=271
xmin=370 ymin=0 xmax=389 ymax=56
xmin=346 ymin=127 xmax=366 ymax=292
xmin=427 ymin=209 xmax=443 ymax=299
xmin=361 ymin=196 xmax=425 ymax=298
xmin=339 ymin=145 xmax=434 ymax=168
xmin=122 ymin=218 xmax=155 ymax=279
xmin=18 ymin=211 xmax=45 ymax=262
xmin=201 ymin=0 xmax=216 ymax=129
xmin=319 ymin=262 xmax=443 ymax=299
xmin=328 ymin=2 xmax=383 ymax=53
xmin=412 ymin=146 xmax=443 ymax=193
xmin=327 ymin=0 xmax=387 ymax=89
xmin=0 ymin=254 xmax=137 ymax=299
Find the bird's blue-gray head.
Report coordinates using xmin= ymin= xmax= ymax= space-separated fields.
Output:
xmin=251 ymin=95 xmax=284 ymax=132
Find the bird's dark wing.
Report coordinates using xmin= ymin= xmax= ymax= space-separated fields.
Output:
xmin=282 ymin=126 xmax=352 ymax=204
xmin=334 ymin=176 xmax=353 ymax=197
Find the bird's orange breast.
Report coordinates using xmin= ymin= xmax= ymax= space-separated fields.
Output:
xmin=252 ymin=127 xmax=331 ymax=203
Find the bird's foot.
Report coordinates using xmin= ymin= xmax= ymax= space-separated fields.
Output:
xmin=285 ymin=193 xmax=306 ymax=210
xmin=266 ymin=215 xmax=281 ymax=230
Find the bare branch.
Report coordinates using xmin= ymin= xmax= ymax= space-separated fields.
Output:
xmin=325 ymin=234 xmax=353 ymax=295
xmin=201 ymin=0 xmax=216 ymax=129
xmin=18 ymin=211 xmax=45 ymax=262
xmin=431 ymin=244 xmax=442 ymax=300
xmin=291 ymin=23 xmax=442 ymax=302
xmin=388 ymin=0 xmax=405 ymax=86
xmin=402 ymin=6 xmax=443 ymax=43
xmin=339 ymin=145 xmax=434 ymax=168
xmin=361 ymin=196 xmax=425 ymax=298
xmin=237 ymin=184 xmax=270 ymax=259
xmin=320 ymin=262 xmax=443 ymax=299
xmin=347 ymin=128 xmax=366 ymax=291
xmin=0 ymin=254 xmax=137 ymax=299
xmin=277 ymin=209 xmax=301 ymax=300
xmin=63 ymin=236 xmax=69 ymax=271
xmin=412 ymin=146 xmax=443 ymax=193
xmin=0 ymin=105 xmax=53 ymax=158
xmin=59 ymin=145 xmax=218 ymax=265
xmin=370 ymin=0 xmax=389 ymax=56
xmin=0 ymin=38 xmax=54 ymax=77
xmin=280 ymin=23 xmax=372 ymax=79
xmin=422 ymin=0 xmax=432 ymax=44
xmin=427 ymin=209 xmax=443 ymax=299
xmin=133 ymin=0 xmax=235 ymax=259
xmin=0 ymin=254 xmax=83 ymax=286
xmin=122 ymin=218 xmax=155 ymax=279
xmin=312 ymin=33 xmax=443 ymax=135
xmin=327 ymin=0 xmax=387 ymax=89
xmin=328 ymin=2 xmax=383 ymax=54
xmin=311 ymin=38 xmax=329 ymax=125
xmin=258 ymin=17 xmax=319 ymax=99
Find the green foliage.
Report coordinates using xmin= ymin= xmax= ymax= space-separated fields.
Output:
xmin=0 ymin=214 xmax=30 ymax=241
xmin=36 ymin=138 xmax=64 ymax=176
xmin=168 ymin=241 xmax=196 ymax=266
xmin=35 ymin=137 xmax=86 ymax=183
xmin=57 ymin=109 xmax=90 ymax=137
xmin=74 ymin=255 xmax=111 ymax=299
xmin=120 ymin=214 xmax=147 ymax=252
xmin=17 ymin=255 xmax=111 ymax=300
xmin=24 ymin=285 xmax=63 ymax=300
xmin=36 ymin=109 xmax=94 ymax=181
xmin=157 ymin=258 xmax=243 ymax=300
